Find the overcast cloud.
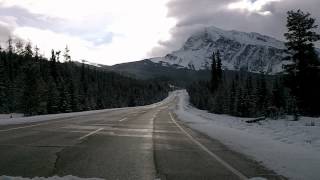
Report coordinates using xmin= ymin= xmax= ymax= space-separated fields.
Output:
xmin=150 ymin=0 xmax=320 ymax=57
xmin=0 ymin=0 xmax=319 ymax=65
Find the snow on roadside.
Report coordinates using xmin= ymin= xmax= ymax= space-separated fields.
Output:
xmin=0 ymin=114 xmax=24 ymax=119
xmin=0 ymin=92 xmax=175 ymax=126
xmin=174 ymin=90 xmax=320 ymax=180
xmin=0 ymin=175 xmax=103 ymax=180
xmin=0 ymin=108 xmax=118 ymax=126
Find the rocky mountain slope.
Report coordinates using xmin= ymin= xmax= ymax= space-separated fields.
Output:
xmin=151 ymin=26 xmax=292 ymax=74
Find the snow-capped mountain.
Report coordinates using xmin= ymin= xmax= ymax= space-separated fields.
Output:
xmin=78 ymin=60 xmax=103 ymax=67
xmin=151 ymin=26 xmax=292 ymax=74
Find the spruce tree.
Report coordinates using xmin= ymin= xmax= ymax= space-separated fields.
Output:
xmin=50 ymin=50 xmax=58 ymax=82
xmin=24 ymin=42 xmax=33 ymax=58
xmin=284 ymin=9 xmax=320 ymax=116
xmin=211 ymin=51 xmax=218 ymax=92
xmin=7 ymin=37 xmax=14 ymax=54
xmin=47 ymin=79 xmax=60 ymax=114
xmin=0 ymin=57 xmax=8 ymax=113
xmin=22 ymin=63 xmax=41 ymax=115
xmin=216 ymin=50 xmax=222 ymax=81
xmin=63 ymin=45 xmax=71 ymax=62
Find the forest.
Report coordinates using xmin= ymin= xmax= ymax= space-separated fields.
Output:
xmin=0 ymin=41 xmax=170 ymax=116
xmin=187 ymin=10 xmax=320 ymax=118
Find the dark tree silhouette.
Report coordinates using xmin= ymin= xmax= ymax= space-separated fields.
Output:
xmin=284 ymin=9 xmax=320 ymax=116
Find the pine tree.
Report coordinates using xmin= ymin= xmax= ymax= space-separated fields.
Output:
xmin=284 ymin=9 xmax=320 ymax=116
xmin=24 ymin=42 xmax=33 ymax=58
xmin=216 ymin=50 xmax=222 ymax=81
xmin=211 ymin=51 xmax=218 ymax=92
xmin=55 ymin=50 xmax=61 ymax=62
xmin=59 ymin=84 xmax=72 ymax=113
xmin=15 ymin=40 xmax=24 ymax=55
xmin=47 ymin=80 xmax=60 ymax=114
xmin=0 ymin=56 xmax=8 ymax=113
xmin=34 ymin=46 xmax=40 ymax=60
xmin=7 ymin=37 xmax=14 ymax=54
xmin=50 ymin=50 xmax=58 ymax=82
xmin=22 ymin=63 xmax=41 ymax=115
xmin=63 ymin=45 xmax=71 ymax=62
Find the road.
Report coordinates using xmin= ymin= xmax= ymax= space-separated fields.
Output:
xmin=0 ymin=93 xmax=284 ymax=180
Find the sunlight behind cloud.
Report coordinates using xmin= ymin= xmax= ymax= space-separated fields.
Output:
xmin=0 ymin=0 xmax=176 ymax=65
xmin=228 ymin=0 xmax=281 ymax=15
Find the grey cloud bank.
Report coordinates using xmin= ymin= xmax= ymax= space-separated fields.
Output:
xmin=149 ymin=0 xmax=320 ymax=57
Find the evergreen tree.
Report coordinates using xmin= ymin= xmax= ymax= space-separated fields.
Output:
xmin=22 ymin=63 xmax=41 ymax=116
xmin=216 ymin=50 xmax=222 ymax=81
xmin=34 ymin=46 xmax=40 ymax=60
xmin=257 ymin=74 xmax=267 ymax=113
xmin=24 ymin=42 xmax=33 ymax=58
xmin=58 ymin=83 xmax=72 ymax=113
xmin=211 ymin=51 xmax=218 ymax=92
xmin=47 ymin=80 xmax=60 ymax=114
xmin=63 ymin=45 xmax=71 ymax=62
xmin=7 ymin=37 xmax=14 ymax=54
xmin=284 ymin=9 xmax=320 ymax=116
xmin=50 ymin=50 xmax=58 ymax=82
xmin=0 ymin=56 xmax=8 ymax=113
xmin=15 ymin=40 xmax=24 ymax=55
xmin=56 ymin=50 xmax=61 ymax=62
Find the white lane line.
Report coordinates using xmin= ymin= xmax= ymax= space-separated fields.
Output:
xmin=78 ymin=128 xmax=104 ymax=140
xmin=0 ymin=122 xmax=51 ymax=132
xmin=169 ymin=112 xmax=248 ymax=180
xmin=119 ymin=117 xmax=128 ymax=122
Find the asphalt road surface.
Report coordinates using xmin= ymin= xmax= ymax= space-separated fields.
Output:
xmin=0 ymin=93 xmax=285 ymax=180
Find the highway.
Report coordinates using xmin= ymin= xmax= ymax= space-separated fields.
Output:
xmin=0 ymin=93 xmax=284 ymax=180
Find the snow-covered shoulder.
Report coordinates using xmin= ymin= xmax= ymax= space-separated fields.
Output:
xmin=174 ymin=90 xmax=320 ymax=180
xmin=0 ymin=92 xmax=174 ymax=126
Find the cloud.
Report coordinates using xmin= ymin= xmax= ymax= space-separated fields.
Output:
xmin=150 ymin=0 xmax=320 ymax=57
xmin=228 ymin=0 xmax=281 ymax=15
xmin=0 ymin=0 xmax=176 ymax=65
xmin=0 ymin=0 xmax=319 ymax=64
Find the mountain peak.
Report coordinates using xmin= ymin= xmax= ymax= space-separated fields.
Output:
xmin=151 ymin=26 xmax=289 ymax=74
xmin=189 ymin=26 xmax=285 ymax=49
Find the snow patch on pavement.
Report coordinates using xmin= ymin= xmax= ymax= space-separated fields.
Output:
xmin=174 ymin=90 xmax=320 ymax=180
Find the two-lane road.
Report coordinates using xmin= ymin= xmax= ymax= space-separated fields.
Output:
xmin=0 ymin=93 xmax=284 ymax=180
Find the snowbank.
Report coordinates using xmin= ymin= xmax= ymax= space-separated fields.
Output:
xmin=175 ymin=90 xmax=320 ymax=180
xmin=0 ymin=114 xmax=24 ymax=119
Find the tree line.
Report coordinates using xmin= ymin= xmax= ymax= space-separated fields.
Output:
xmin=0 ymin=40 xmax=170 ymax=116
xmin=187 ymin=10 xmax=320 ymax=118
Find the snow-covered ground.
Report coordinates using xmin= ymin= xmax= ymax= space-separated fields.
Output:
xmin=0 ymin=92 xmax=175 ymax=126
xmin=0 ymin=109 xmax=119 ymax=126
xmin=0 ymin=113 xmax=24 ymax=119
xmin=175 ymin=90 xmax=320 ymax=180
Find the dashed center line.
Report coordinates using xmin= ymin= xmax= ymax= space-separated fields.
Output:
xmin=78 ymin=128 xmax=104 ymax=140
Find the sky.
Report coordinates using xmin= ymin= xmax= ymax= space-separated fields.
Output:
xmin=0 ymin=0 xmax=319 ymax=65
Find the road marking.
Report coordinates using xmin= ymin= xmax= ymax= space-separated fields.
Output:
xmin=119 ymin=117 xmax=128 ymax=122
xmin=0 ymin=122 xmax=51 ymax=132
xmin=169 ymin=112 xmax=248 ymax=180
xmin=78 ymin=128 xmax=104 ymax=140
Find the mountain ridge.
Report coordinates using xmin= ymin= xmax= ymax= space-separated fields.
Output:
xmin=150 ymin=26 xmax=292 ymax=74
